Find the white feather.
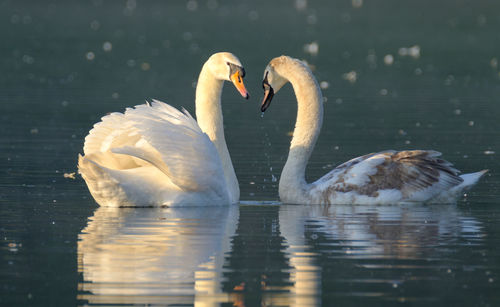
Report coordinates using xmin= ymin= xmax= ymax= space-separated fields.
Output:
xmin=79 ymin=101 xmax=229 ymax=207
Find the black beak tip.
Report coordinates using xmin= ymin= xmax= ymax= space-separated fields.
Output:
xmin=245 ymin=93 xmax=250 ymax=100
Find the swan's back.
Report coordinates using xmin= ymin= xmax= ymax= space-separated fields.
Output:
xmin=78 ymin=100 xmax=231 ymax=207
xmin=309 ymin=150 xmax=486 ymax=204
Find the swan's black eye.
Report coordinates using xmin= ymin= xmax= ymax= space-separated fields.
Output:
xmin=228 ymin=62 xmax=245 ymax=79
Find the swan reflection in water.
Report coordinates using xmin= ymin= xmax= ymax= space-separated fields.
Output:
xmin=279 ymin=203 xmax=483 ymax=304
xmin=77 ymin=203 xmax=483 ymax=305
xmin=77 ymin=205 xmax=239 ymax=306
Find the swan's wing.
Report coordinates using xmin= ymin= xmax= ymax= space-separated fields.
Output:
xmin=83 ymin=112 xmax=139 ymax=154
xmin=79 ymin=153 xmax=180 ymax=207
xmin=115 ymin=100 xmax=227 ymax=194
xmin=313 ymin=150 xmax=463 ymax=202
xmin=83 ymin=111 xmax=146 ymax=169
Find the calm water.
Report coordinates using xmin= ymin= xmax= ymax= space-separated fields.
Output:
xmin=1 ymin=0 xmax=500 ymax=306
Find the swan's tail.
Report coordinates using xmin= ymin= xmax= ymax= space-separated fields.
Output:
xmin=459 ymin=169 xmax=489 ymax=189
xmin=78 ymin=154 xmax=127 ymax=207
xmin=430 ymin=169 xmax=488 ymax=203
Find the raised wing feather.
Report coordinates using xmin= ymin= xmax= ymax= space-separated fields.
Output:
xmin=83 ymin=111 xmax=145 ymax=169
xmin=114 ymin=100 xmax=227 ymax=193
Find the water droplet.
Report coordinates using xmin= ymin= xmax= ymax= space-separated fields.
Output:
xmin=295 ymin=0 xmax=307 ymax=10
xmin=352 ymin=0 xmax=363 ymax=8
xmin=102 ymin=41 xmax=112 ymax=52
xmin=342 ymin=71 xmax=357 ymax=83
xmin=490 ymin=57 xmax=498 ymax=69
xmin=384 ymin=54 xmax=394 ymax=65
xmin=90 ymin=20 xmax=100 ymax=30
xmin=22 ymin=55 xmax=34 ymax=64
xmin=127 ymin=59 xmax=136 ymax=67
xmin=186 ymin=0 xmax=198 ymax=11
xmin=307 ymin=13 xmax=317 ymax=25
xmin=303 ymin=41 xmax=319 ymax=56
xmin=126 ymin=0 xmax=136 ymax=10
xmin=86 ymin=52 xmax=95 ymax=61
xmin=261 ymin=112 xmax=265 ymax=118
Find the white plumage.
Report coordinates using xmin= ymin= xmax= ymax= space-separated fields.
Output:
xmin=79 ymin=101 xmax=228 ymax=206
xmin=79 ymin=52 xmax=249 ymax=207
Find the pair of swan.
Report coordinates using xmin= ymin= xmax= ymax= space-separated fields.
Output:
xmin=78 ymin=52 xmax=486 ymax=207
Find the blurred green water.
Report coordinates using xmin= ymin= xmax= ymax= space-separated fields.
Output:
xmin=0 ymin=0 xmax=499 ymax=306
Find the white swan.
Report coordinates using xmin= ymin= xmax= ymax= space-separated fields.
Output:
xmin=260 ymin=55 xmax=487 ymax=205
xmin=78 ymin=52 xmax=249 ymax=207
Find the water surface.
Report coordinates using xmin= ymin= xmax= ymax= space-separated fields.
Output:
xmin=1 ymin=0 xmax=499 ymax=306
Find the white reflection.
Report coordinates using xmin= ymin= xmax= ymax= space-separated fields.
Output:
xmin=77 ymin=205 xmax=238 ymax=306
xmin=279 ymin=205 xmax=322 ymax=307
xmin=308 ymin=204 xmax=481 ymax=258
xmin=279 ymin=204 xmax=483 ymax=304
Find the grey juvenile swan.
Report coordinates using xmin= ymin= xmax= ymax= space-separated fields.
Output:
xmin=260 ymin=55 xmax=487 ymax=205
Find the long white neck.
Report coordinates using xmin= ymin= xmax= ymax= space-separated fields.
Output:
xmin=278 ymin=61 xmax=323 ymax=204
xmin=195 ymin=62 xmax=239 ymax=203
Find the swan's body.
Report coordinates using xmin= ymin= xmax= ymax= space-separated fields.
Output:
xmin=79 ymin=52 xmax=249 ymax=207
xmin=260 ymin=56 xmax=487 ymax=205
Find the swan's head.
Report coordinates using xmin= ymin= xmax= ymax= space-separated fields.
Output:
xmin=207 ymin=52 xmax=249 ymax=99
xmin=260 ymin=56 xmax=293 ymax=112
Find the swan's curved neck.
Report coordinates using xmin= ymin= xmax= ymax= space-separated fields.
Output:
xmin=279 ymin=63 xmax=323 ymax=203
xmin=195 ymin=63 xmax=239 ymax=203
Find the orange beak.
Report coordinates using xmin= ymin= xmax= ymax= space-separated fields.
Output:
xmin=230 ymin=71 xmax=250 ymax=99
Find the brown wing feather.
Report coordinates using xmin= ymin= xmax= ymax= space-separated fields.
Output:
xmin=366 ymin=150 xmax=463 ymax=198
xmin=323 ymin=150 xmax=463 ymax=199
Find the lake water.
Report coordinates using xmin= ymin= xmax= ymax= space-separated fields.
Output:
xmin=1 ymin=1 xmax=499 ymax=306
